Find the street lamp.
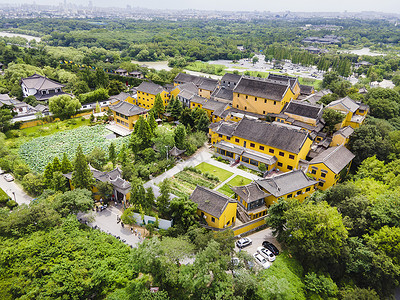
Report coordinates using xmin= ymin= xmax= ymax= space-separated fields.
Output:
xmin=165 ymin=145 xmax=169 ymax=160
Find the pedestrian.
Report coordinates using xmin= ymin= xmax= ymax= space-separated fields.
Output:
xmin=134 ymin=229 xmax=137 ymax=236
xmin=121 ymin=222 xmax=124 ymax=228
xmin=114 ymin=201 xmax=117 ymax=206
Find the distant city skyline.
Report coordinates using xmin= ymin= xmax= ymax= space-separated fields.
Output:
xmin=1 ymin=0 xmax=399 ymax=14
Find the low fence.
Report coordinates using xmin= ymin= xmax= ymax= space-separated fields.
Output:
xmin=131 ymin=212 xmax=173 ymax=230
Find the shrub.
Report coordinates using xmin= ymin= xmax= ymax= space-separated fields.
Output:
xmin=6 ymin=200 xmax=18 ymax=209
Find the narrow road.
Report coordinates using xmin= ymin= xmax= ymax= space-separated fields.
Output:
xmin=0 ymin=171 xmax=33 ymax=205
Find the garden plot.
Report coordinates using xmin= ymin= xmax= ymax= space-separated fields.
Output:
xmin=169 ymin=168 xmax=220 ymax=198
xmin=19 ymin=125 xmax=129 ymax=173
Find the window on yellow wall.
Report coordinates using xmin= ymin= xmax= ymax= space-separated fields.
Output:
xmin=306 ymin=187 xmax=311 ymax=192
xmin=250 ymin=143 xmax=255 ymax=148
xmin=311 ymin=169 xmax=316 ymax=175
xmin=279 ymin=151 xmax=284 ymax=157
xmin=274 ymin=101 xmax=276 ymax=105
xmin=321 ymin=172 xmax=327 ymax=178
xmin=235 ymin=138 xmax=239 ymax=143
xmin=227 ymin=137 xmax=231 ymax=140
xmin=296 ymin=190 xmax=302 ymax=195
xmin=259 ymin=146 xmax=264 ymax=150
xmin=255 ymin=97 xmax=257 ymax=101
xmin=211 ymin=217 xmax=215 ymax=223
xmin=264 ymin=99 xmax=267 ymax=103
xmin=245 ymin=95 xmax=248 ymax=99
xmin=289 ymin=154 xmax=295 ymax=159
xmin=269 ymin=149 xmax=274 ymax=154
xmin=244 ymin=106 xmax=247 ymax=110
xmin=277 ymin=162 xmax=283 ymax=167
xmin=287 ymin=194 xmax=293 ymax=198
xmin=288 ymin=165 xmax=293 ymax=170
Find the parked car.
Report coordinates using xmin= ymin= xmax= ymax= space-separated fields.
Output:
xmin=262 ymin=241 xmax=279 ymax=256
xmin=236 ymin=237 xmax=252 ymax=249
xmin=3 ymin=174 xmax=14 ymax=182
xmin=253 ymin=253 xmax=271 ymax=269
xmin=257 ymin=246 xmax=276 ymax=262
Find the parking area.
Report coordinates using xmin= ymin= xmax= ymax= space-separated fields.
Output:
xmin=235 ymin=227 xmax=281 ymax=256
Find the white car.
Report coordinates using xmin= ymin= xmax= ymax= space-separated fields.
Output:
xmin=253 ymin=253 xmax=271 ymax=269
xmin=236 ymin=237 xmax=252 ymax=249
xmin=257 ymin=246 xmax=276 ymax=262
xmin=3 ymin=174 xmax=14 ymax=182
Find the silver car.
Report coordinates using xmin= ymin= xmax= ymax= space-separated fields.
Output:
xmin=257 ymin=246 xmax=276 ymax=262
xmin=236 ymin=237 xmax=252 ymax=249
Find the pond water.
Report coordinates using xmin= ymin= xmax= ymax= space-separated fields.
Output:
xmin=131 ymin=60 xmax=222 ymax=79
xmin=340 ymin=47 xmax=385 ymax=57
xmin=0 ymin=31 xmax=41 ymax=42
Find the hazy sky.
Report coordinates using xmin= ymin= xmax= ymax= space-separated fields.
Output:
xmin=3 ymin=0 xmax=400 ymax=13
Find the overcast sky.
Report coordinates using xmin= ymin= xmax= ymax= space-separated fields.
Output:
xmin=3 ymin=0 xmax=400 ymax=13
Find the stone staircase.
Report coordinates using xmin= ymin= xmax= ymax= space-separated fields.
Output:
xmin=236 ymin=203 xmax=251 ymax=223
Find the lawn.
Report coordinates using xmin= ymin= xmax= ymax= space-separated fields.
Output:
xmin=195 ymin=162 xmax=233 ymax=182
xmin=217 ymin=175 xmax=252 ymax=197
xmin=227 ymin=175 xmax=252 ymax=186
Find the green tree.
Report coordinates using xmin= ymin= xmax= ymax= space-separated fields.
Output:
xmin=118 ymin=143 xmax=128 ymax=166
xmin=174 ymin=124 xmax=186 ymax=149
xmin=168 ymin=197 xmax=198 ymax=232
xmin=61 ymin=153 xmax=73 ymax=174
xmin=0 ymin=109 xmax=14 ymax=133
xmin=96 ymin=181 xmax=114 ymax=201
xmin=86 ymin=147 xmax=107 ymax=170
xmin=53 ymin=188 xmax=93 ymax=216
xmin=52 ymin=156 xmax=62 ymax=173
xmin=49 ymin=95 xmax=81 ymax=120
xmin=72 ymin=145 xmax=93 ymax=190
xmin=107 ymin=79 xmax=125 ymax=96
xmin=284 ymin=201 xmax=348 ymax=269
xmin=95 ymin=101 xmax=101 ymax=113
xmin=152 ymin=94 xmax=165 ymax=118
xmin=147 ymin=112 xmax=158 ymax=135
xmin=135 ymin=116 xmax=153 ymax=149
xmin=50 ymin=171 xmax=67 ymax=192
xmin=322 ymin=108 xmax=345 ymax=135
xmin=43 ymin=161 xmax=54 ymax=188
xmin=108 ymin=142 xmax=117 ymax=166
xmin=157 ymin=179 xmax=171 ymax=218
xmin=73 ymin=80 xmax=90 ymax=96
xmin=94 ymin=68 xmax=109 ymax=88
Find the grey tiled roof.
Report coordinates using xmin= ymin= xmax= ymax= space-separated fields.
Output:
xmin=174 ymin=73 xmax=204 ymax=86
xmin=231 ymin=182 xmax=269 ymax=203
xmin=299 ymin=84 xmax=315 ymax=95
xmin=199 ymin=78 xmax=218 ymax=91
xmin=326 ymin=96 xmax=359 ymax=113
xmin=284 ymin=100 xmax=323 ymax=119
xmin=178 ymin=90 xmax=196 ymax=100
xmin=267 ymin=73 xmax=298 ymax=90
xmin=137 ymin=81 xmax=165 ymax=95
xmin=219 ymin=108 xmax=265 ymax=120
xmin=221 ymin=73 xmax=242 ymax=84
xmin=211 ymin=87 xmax=233 ymax=101
xmin=255 ymin=170 xmax=317 ymax=198
xmin=233 ymin=76 xmax=290 ymax=101
xmin=191 ymin=95 xmax=207 ymax=105
xmin=209 ymin=120 xmax=239 ymax=137
xmin=202 ymin=99 xmax=229 ymax=116
xmin=190 ymin=185 xmax=236 ymax=218
xmin=232 ymin=118 xmax=310 ymax=154
xmin=176 ymin=82 xmax=198 ymax=94
xmin=110 ymin=101 xmax=148 ymax=117
xmin=109 ymin=92 xmax=132 ymax=102
xmin=309 ymin=145 xmax=355 ymax=174
xmin=21 ymin=73 xmax=64 ymax=90
xmin=334 ymin=126 xmax=354 ymax=138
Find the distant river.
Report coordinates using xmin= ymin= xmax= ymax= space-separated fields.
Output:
xmin=0 ymin=32 xmax=41 ymax=42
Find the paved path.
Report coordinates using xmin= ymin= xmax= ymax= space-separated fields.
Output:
xmin=0 ymin=171 xmax=33 ymax=206
xmin=78 ymin=205 xmax=142 ymax=248
xmin=144 ymin=145 xmax=261 ymax=193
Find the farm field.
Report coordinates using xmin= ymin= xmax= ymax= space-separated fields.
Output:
xmin=169 ymin=168 xmax=220 ymax=198
xmin=217 ymin=175 xmax=252 ymax=197
xmin=19 ymin=125 xmax=129 ymax=173
xmin=195 ymin=162 xmax=233 ymax=181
